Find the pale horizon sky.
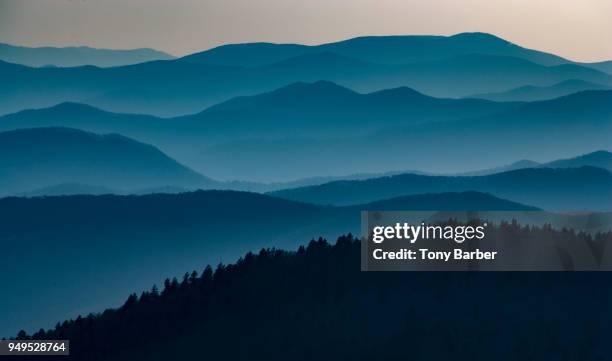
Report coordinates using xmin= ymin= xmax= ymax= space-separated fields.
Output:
xmin=1 ymin=0 xmax=611 ymax=62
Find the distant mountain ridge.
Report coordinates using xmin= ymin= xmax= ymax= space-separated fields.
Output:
xmin=469 ymin=79 xmax=610 ymax=102
xmin=2 ymin=32 xmax=611 ymax=116
xmin=0 ymin=127 xmax=215 ymax=196
xmin=190 ymin=80 xmax=522 ymax=138
xmin=1 ymin=88 xmax=599 ymax=182
xmin=9 ymin=145 xmax=611 ymax=198
xmin=180 ymin=32 xmax=570 ymax=67
xmin=0 ymin=81 xmax=523 ymax=175
xmin=180 ymin=32 xmax=611 ymax=76
xmin=269 ymin=166 xmax=612 ymax=211
xmin=198 ymin=90 xmax=612 ymax=180
xmin=543 ymin=150 xmax=612 ymax=171
xmin=455 ymin=151 xmax=612 ymax=176
xmin=0 ymin=42 xmax=175 ymax=67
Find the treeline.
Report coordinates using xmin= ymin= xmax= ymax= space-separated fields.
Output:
xmin=15 ymin=224 xmax=612 ymax=360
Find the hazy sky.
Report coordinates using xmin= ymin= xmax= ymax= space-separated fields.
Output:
xmin=1 ymin=0 xmax=611 ymax=62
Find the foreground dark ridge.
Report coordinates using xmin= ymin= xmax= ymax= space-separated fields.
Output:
xmin=17 ymin=228 xmax=612 ymax=360
xmin=0 ymin=189 xmax=538 ymax=338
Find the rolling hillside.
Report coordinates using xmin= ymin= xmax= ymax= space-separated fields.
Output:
xmin=20 ymin=232 xmax=612 ymax=360
xmin=0 ymin=127 xmax=215 ymax=196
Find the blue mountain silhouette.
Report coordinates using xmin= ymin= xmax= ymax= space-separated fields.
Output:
xmin=198 ymin=90 xmax=612 ymax=180
xmin=0 ymin=42 xmax=174 ymax=68
xmin=269 ymin=166 xmax=612 ymax=211
xmin=468 ymin=79 xmax=610 ymax=101
xmin=0 ymin=127 xmax=215 ymax=196
xmin=543 ymin=150 xmax=612 ymax=171
xmin=2 ymin=33 xmax=610 ymax=116
xmin=180 ymin=32 xmax=568 ymax=67
xmin=2 ymin=87 xmax=608 ymax=182
xmin=0 ymin=81 xmax=521 ymax=176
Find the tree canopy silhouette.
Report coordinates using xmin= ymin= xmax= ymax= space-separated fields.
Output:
xmin=16 ymin=225 xmax=612 ymax=361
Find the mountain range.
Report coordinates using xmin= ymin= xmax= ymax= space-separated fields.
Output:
xmin=0 ymin=80 xmax=519 ymax=140
xmin=2 ymin=33 xmax=610 ymax=116
xmin=180 ymin=32 xmax=572 ymax=68
xmin=198 ymin=90 xmax=612 ymax=180
xmin=0 ymin=81 xmax=523 ymax=173
xmin=270 ymin=166 xmax=612 ymax=211
xmin=0 ymin=42 xmax=175 ymax=67
xmin=5 ymin=140 xmax=611 ymax=201
xmin=2 ymin=30 xmax=612 ymax=342
xmin=2 ymin=85 xmax=609 ymax=181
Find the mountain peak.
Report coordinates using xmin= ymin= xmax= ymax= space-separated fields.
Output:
xmin=449 ymin=32 xmax=508 ymax=42
xmin=48 ymin=101 xmax=103 ymax=113
xmin=368 ymin=86 xmax=427 ymax=99
xmin=204 ymin=81 xmax=358 ymax=113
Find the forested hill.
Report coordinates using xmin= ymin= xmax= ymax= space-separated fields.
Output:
xmin=18 ymin=230 xmax=612 ymax=360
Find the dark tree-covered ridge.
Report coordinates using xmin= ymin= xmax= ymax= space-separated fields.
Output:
xmin=16 ymin=224 xmax=612 ymax=360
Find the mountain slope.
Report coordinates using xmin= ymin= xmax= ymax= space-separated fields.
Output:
xmin=270 ymin=167 xmax=612 ymax=211
xmin=580 ymin=60 xmax=612 ymax=74
xmin=21 ymin=231 xmax=612 ymax=360
xmin=469 ymin=79 xmax=610 ymax=102
xmin=182 ymin=81 xmax=522 ymax=138
xmin=0 ymin=42 xmax=175 ymax=67
xmin=179 ymin=42 xmax=310 ymax=66
xmin=455 ymin=160 xmax=541 ymax=176
xmin=0 ymin=190 xmax=535 ymax=337
xmin=543 ymin=150 xmax=612 ymax=171
xmin=0 ymin=127 xmax=215 ymax=195
xmin=0 ymin=102 xmax=191 ymax=156
xmin=453 ymin=151 xmax=612 ymax=176
xmin=0 ymin=102 xmax=166 ymax=134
